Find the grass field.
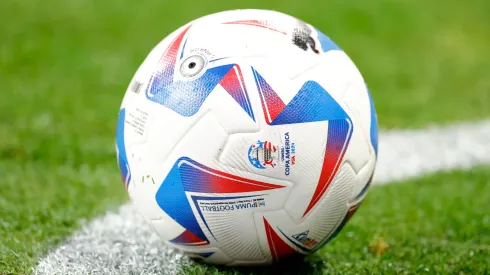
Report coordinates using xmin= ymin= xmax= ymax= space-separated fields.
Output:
xmin=1 ymin=0 xmax=489 ymax=274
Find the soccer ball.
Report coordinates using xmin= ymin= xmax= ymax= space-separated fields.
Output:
xmin=116 ymin=9 xmax=378 ymax=265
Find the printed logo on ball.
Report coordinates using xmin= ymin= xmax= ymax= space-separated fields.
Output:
xmin=292 ymin=230 xmax=318 ymax=248
xmin=292 ymin=21 xmax=320 ymax=54
xmin=247 ymin=132 xmax=296 ymax=176
xmin=248 ymin=140 xmax=279 ymax=169
xmin=198 ymin=197 xmax=266 ymax=212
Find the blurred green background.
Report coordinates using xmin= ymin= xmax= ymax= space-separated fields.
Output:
xmin=0 ymin=0 xmax=489 ymax=273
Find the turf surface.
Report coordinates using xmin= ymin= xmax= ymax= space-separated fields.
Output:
xmin=184 ymin=167 xmax=490 ymax=274
xmin=0 ymin=0 xmax=489 ymax=273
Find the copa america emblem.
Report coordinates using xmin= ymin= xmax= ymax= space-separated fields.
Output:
xmin=248 ymin=140 xmax=280 ymax=169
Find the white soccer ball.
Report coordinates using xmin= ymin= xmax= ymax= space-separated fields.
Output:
xmin=116 ymin=9 xmax=378 ymax=265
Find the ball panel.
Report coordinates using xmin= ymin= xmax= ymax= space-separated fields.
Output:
xmin=199 ymin=209 xmax=265 ymax=261
xmin=341 ymin=85 xmax=372 ymax=174
xmin=265 ymin=162 xmax=356 ymax=253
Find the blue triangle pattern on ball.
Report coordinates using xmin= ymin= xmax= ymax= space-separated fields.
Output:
xmin=270 ymin=81 xmax=349 ymax=125
xmin=156 ymin=160 xmax=209 ymax=243
xmin=315 ymin=28 xmax=341 ymax=53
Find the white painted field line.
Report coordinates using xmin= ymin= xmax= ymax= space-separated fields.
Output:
xmin=375 ymin=119 xmax=490 ymax=183
xmin=34 ymin=119 xmax=490 ymax=275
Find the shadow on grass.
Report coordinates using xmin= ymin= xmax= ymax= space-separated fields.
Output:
xmin=187 ymin=253 xmax=327 ymax=275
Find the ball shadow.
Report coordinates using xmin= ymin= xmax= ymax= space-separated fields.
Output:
xmin=211 ymin=254 xmax=327 ymax=275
